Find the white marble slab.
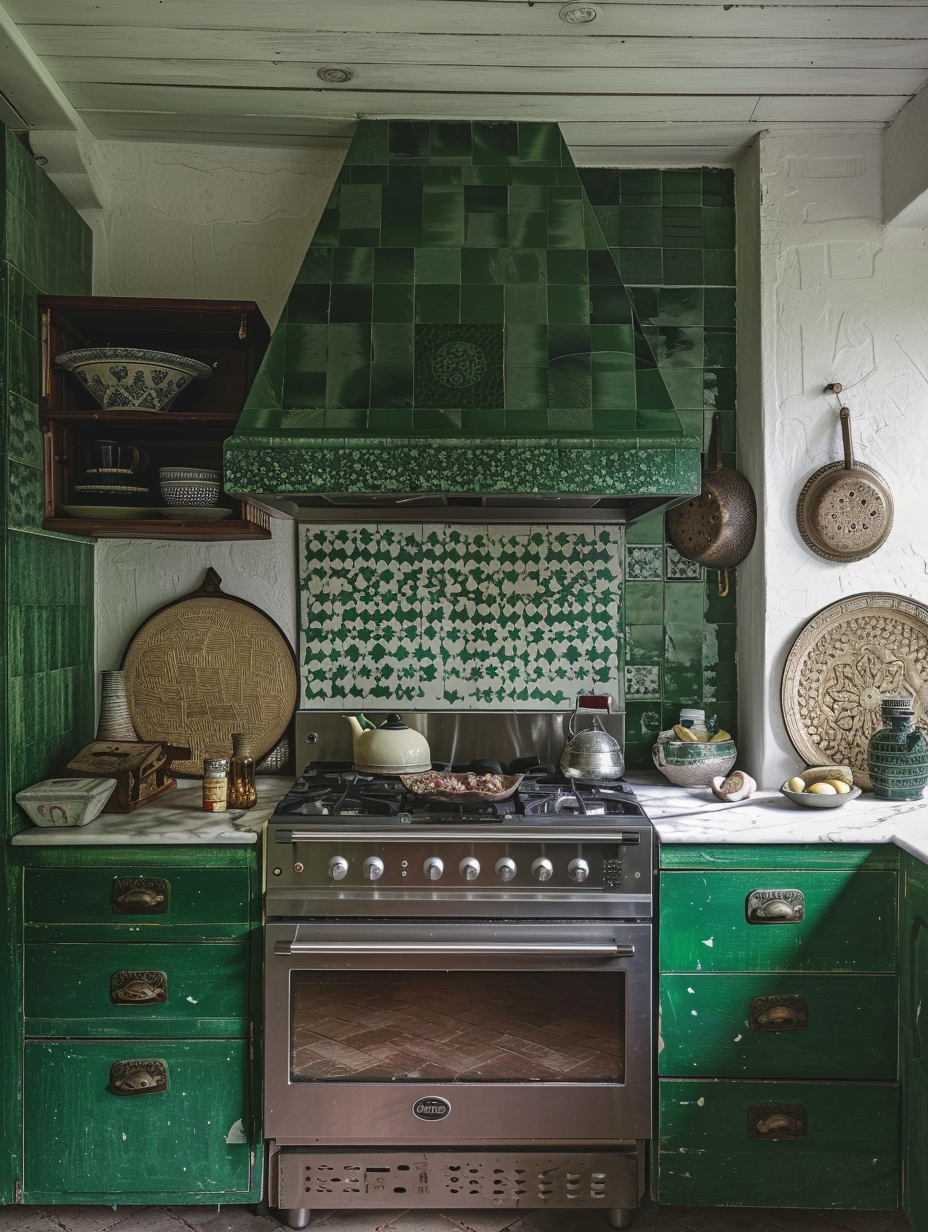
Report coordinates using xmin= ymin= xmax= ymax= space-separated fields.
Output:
xmin=10 ymin=776 xmax=293 ymax=845
xmin=628 ymin=772 xmax=928 ymax=861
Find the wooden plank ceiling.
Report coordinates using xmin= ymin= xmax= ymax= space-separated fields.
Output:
xmin=2 ymin=0 xmax=928 ymax=165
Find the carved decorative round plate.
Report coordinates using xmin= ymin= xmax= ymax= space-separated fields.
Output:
xmin=781 ymin=592 xmax=928 ymax=789
xmin=122 ymin=569 xmax=297 ymax=776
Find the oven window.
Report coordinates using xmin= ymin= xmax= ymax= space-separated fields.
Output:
xmin=289 ymin=971 xmax=624 ymax=1083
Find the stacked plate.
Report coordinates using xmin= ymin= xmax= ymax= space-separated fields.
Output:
xmin=159 ymin=466 xmax=230 ymax=519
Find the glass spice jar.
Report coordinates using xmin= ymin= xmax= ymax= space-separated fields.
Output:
xmin=228 ymin=732 xmax=257 ymax=809
xmin=202 ymin=757 xmax=230 ymax=812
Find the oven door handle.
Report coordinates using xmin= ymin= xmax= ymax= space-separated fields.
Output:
xmin=276 ymin=941 xmax=634 ymax=956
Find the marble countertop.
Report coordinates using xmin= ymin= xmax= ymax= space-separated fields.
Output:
xmin=10 ymin=776 xmax=293 ymax=845
xmin=629 ymin=773 xmax=928 ymax=861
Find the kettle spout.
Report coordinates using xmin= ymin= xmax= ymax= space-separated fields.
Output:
xmin=344 ymin=715 xmax=365 ymax=738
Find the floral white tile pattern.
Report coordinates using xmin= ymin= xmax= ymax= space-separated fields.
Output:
xmin=299 ymin=523 xmax=624 ymax=709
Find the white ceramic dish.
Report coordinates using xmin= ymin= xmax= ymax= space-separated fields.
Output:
xmin=15 ymin=776 xmax=117 ymax=826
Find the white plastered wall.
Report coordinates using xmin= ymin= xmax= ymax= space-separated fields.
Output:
xmin=739 ymin=127 xmax=928 ymax=788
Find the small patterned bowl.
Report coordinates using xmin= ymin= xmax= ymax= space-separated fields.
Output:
xmin=779 ymin=783 xmax=862 ymax=809
xmin=159 ymin=467 xmax=220 ymax=483
xmin=55 ymin=348 xmax=212 ymax=412
xmin=652 ymin=738 xmax=737 ymax=787
xmin=160 ymin=480 xmax=221 ymax=507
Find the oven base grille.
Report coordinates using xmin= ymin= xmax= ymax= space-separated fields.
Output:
xmin=276 ymin=1148 xmax=638 ymax=1210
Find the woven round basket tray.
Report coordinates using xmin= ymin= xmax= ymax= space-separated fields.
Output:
xmin=121 ymin=568 xmax=297 ymax=776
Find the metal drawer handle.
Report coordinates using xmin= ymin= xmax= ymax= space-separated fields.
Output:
xmin=110 ymin=970 xmax=167 ymax=1005
xmin=278 ymin=941 xmax=633 ymax=957
xmin=745 ymin=889 xmax=805 ymax=924
xmin=748 ymin=1102 xmax=807 ymax=1140
xmin=109 ymin=1059 xmax=167 ymax=1096
xmin=112 ymin=877 xmax=170 ymax=914
xmin=749 ymin=995 xmax=809 ymax=1031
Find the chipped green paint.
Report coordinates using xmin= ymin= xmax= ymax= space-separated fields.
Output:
xmin=299 ymin=523 xmax=623 ymax=708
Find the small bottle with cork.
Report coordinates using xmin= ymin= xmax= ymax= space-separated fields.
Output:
xmin=228 ymin=732 xmax=257 ymax=809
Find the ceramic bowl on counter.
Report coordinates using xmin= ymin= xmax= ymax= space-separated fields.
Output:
xmin=54 ymin=348 xmax=212 ymax=412
xmin=15 ymin=776 xmax=117 ymax=826
xmin=652 ymin=737 xmax=737 ymax=787
xmin=779 ymin=765 xmax=861 ymax=808
xmin=160 ymin=479 xmax=221 ymax=507
xmin=159 ymin=466 xmax=221 ymax=483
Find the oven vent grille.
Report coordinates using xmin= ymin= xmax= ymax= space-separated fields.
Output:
xmin=277 ymin=1149 xmax=637 ymax=1210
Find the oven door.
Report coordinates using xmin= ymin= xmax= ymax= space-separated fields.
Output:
xmin=264 ymin=919 xmax=651 ymax=1147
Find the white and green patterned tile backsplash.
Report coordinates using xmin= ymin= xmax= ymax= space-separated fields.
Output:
xmin=298 ymin=523 xmax=624 ymax=709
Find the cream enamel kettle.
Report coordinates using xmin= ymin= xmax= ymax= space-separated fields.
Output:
xmin=345 ymin=714 xmax=431 ymax=774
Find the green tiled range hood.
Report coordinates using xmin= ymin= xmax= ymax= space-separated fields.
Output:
xmin=225 ymin=120 xmax=701 ymax=518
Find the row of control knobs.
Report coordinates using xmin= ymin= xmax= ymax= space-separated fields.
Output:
xmin=326 ymin=855 xmax=591 ymax=883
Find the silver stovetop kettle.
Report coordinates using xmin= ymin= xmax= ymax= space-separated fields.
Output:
xmin=559 ymin=707 xmax=625 ymax=782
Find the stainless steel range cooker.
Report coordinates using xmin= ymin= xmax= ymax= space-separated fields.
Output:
xmin=265 ymin=720 xmax=654 ymax=1231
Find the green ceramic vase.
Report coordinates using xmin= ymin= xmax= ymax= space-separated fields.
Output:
xmin=866 ymin=697 xmax=928 ymax=801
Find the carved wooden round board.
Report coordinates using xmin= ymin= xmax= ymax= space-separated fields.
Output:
xmin=781 ymin=592 xmax=928 ymax=789
xmin=122 ymin=572 xmax=297 ymax=776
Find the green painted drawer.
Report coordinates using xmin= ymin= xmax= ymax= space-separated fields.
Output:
xmin=24 ymin=942 xmax=249 ymax=1038
xmin=24 ymin=1039 xmax=254 ymax=1202
xmin=660 ymin=870 xmax=897 ymax=972
xmin=660 ymin=973 xmax=897 ymax=1079
xmin=657 ymin=1078 xmax=899 ymax=1208
xmin=24 ymin=866 xmax=251 ymax=927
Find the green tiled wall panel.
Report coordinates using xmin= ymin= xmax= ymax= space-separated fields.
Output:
xmin=581 ymin=168 xmax=737 ymax=768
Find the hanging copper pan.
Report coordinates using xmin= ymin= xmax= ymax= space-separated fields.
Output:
xmin=796 ymin=394 xmax=893 ymax=563
xmin=666 ymin=412 xmax=757 ymax=595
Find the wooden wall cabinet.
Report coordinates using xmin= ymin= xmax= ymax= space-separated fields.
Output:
xmin=39 ymin=296 xmax=273 ymax=541
xmin=656 ymin=844 xmax=900 ymax=1210
xmin=17 ymin=846 xmax=262 ymax=1204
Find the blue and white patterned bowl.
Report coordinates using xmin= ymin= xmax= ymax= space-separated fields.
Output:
xmin=55 ymin=347 xmax=212 ymax=412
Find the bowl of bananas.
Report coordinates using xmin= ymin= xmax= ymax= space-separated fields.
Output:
xmin=652 ymin=723 xmax=737 ymax=787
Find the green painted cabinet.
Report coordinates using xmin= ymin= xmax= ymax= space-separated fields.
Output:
xmin=657 ymin=844 xmax=900 ymax=1210
xmin=15 ymin=844 xmax=262 ymax=1205
xmin=901 ymin=853 xmax=928 ymax=1230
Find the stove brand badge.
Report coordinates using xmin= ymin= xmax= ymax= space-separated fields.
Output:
xmin=413 ymin=1096 xmax=451 ymax=1121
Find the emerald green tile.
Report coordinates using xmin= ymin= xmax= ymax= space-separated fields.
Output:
xmin=368 ymin=408 xmax=413 ymax=431
xmin=647 ymin=326 xmax=704 ymax=367
xmin=7 ymin=462 xmax=44 ymax=531
xmin=547 ymin=197 xmax=586 ymax=248
xmin=462 ymin=408 xmax=505 ymax=432
xmin=416 ymin=247 xmax=461 ymax=283
xmin=504 ymin=283 xmax=547 ymax=324
xmin=472 ymin=122 xmax=519 ymax=165
xmin=502 ymin=249 xmax=545 ymax=284
xmin=461 ymin=248 xmax=507 ymax=284
xmin=283 ymin=370 xmax=326 ymax=408
xmin=589 ymin=285 xmax=634 ymax=327
xmin=373 ymin=283 xmax=415 ymax=323
xmin=381 ymin=219 xmax=423 ymax=247
xmin=312 ymin=207 xmax=340 ymax=246
xmin=504 ymin=408 xmax=548 ymax=431
xmin=425 ymin=165 xmax=466 ymax=185
xmin=663 ymin=206 xmax=703 ymax=248
xmin=661 ymin=369 xmax=704 ymax=413
xmin=415 ymin=324 xmax=503 ymax=408
xmin=704 ymin=328 xmax=736 ymax=368
xmin=461 ymin=284 xmax=504 ymax=324
xmin=547 ymin=284 xmax=589 ymax=325
xmin=345 ymin=120 xmax=389 ymax=164
xmin=592 ymin=406 xmax=637 ymax=431
xmin=390 ymin=121 xmax=430 ymax=160
xmin=371 ymin=323 xmax=414 ymax=408
xmin=704 ymin=247 xmax=736 ymax=285
xmin=288 ymin=284 xmax=330 ymax=324
xmin=662 ymin=248 xmax=704 ymax=284
xmin=665 ymin=582 xmax=705 ymax=624
xmin=281 ymin=407 xmax=325 ymax=428
xmin=548 ymin=325 xmax=590 ymax=362
xmin=635 ymin=368 xmax=675 ymax=410
xmin=702 ymin=168 xmax=735 ymax=208
xmin=325 ymin=324 xmax=372 ymax=408
xmin=509 ymin=211 xmax=549 ymax=248
xmin=413 ymin=409 xmax=463 ymax=430
xmin=415 ymin=284 xmax=460 ymax=323
xmin=504 ymin=364 xmax=547 ymax=411
xmin=547 ymin=249 xmax=588 ymax=285
xmin=431 ymin=121 xmax=472 ymax=161
xmin=348 ymin=165 xmax=389 ymax=184
xmin=705 ymin=287 xmax=736 ymax=327
xmin=620 ymin=170 xmax=661 ymax=207
xmin=464 ymin=212 xmax=508 ymax=247
xmin=587 ymin=249 xmax=622 ymax=287
xmin=548 ymin=407 xmax=592 ymax=431
xmin=626 ymin=581 xmax=663 ymax=624
xmin=7 ymin=394 xmax=43 ymax=469
xmin=285 ymin=323 xmax=328 ymax=375
xmin=338 ymin=183 xmax=382 ymax=231
xmin=389 ymin=165 xmax=425 ymax=186
xmin=422 ymin=191 xmax=465 ymax=246
xmin=703 ymin=206 xmax=735 ymax=249
xmin=506 ymin=324 xmax=547 ymax=366
xmin=662 ymin=169 xmax=703 ymax=206
xmin=548 ymin=353 xmax=592 ymax=409
xmin=324 ymin=408 xmax=368 ymax=429
xmin=375 ymin=248 xmax=415 ymax=282
xmin=626 ymin=623 xmax=664 ymax=665
xmin=332 ymin=247 xmax=374 ymax=284
xmin=705 ymin=368 xmax=736 ymax=411
xmin=617 ymin=247 xmax=662 ymax=284
xmin=509 ymin=183 xmax=548 ymax=212
xmin=329 ymin=283 xmax=372 ymax=322
xmin=656 ymin=288 xmax=704 ymax=325
xmin=591 ymin=323 xmax=635 ymax=354
xmin=619 ymin=208 xmax=662 ymax=248
xmin=518 ymin=122 xmax=563 ymax=166
xmin=592 ymin=360 xmax=637 ymax=412
xmin=578 ymin=168 xmax=618 ymax=207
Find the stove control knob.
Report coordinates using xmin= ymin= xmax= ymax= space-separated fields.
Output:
xmin=495 ymin=858 xmax=517 ymax=882
xmin=459 ymin=857 xmax=480 ymax=882
xmin=568 ymin=858 xmax=590 ymax=883
xmin=532 ymin=857 xmax=554 ymax=882
xmin=423 ymin=857 xmax=444 ymax=881
xmin=363 ymin=856 xmax=385 ymax=882
xmin=328 ymin=855 xmax=349 ymax=882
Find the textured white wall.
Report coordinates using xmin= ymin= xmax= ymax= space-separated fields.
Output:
xmin=746 ymin=127 xmax=928 ymax=787
xmin=84 ymin=139 xmax=344 ymax=327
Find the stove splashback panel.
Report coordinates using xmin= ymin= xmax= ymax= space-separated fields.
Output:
xmin=295 ymin=709 xmax=625 ymax=769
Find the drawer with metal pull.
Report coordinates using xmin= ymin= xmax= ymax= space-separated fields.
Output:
xmin=659 ymin=972 xmax=897 ymax=1080
xmin=23 ymin=866 xmax=252 ymax=928
xmin=24 ymin=942 xmax=249 ymax=1038
xmin=24 ymin=1039 xmax=253 ymax=1201
xmin=659 ymin=870 xmax=897 ymax=973
xmin=657 ymin=1077 xmax=899 ymax=1209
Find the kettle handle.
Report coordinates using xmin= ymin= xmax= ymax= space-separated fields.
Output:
xmin=568 ymin=707 xmax=605 ymax=737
